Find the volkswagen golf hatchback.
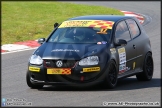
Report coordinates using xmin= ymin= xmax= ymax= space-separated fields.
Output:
xmin=26 ymin=15 xmax=154 ymax=89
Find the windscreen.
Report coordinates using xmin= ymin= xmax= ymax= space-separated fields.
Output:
xmin=48 ymin=20 xmax=114 ymax=44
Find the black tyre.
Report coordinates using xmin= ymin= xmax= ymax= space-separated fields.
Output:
xmin=103 ymin=60 xmax=118 ymax=89
xmin=26 ymin=71 xmax=43 ymax=89
xmin=136 ymin=53 xmax=154 ymax=81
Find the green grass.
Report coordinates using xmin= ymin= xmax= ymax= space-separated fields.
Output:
xmin=1 ymin=2 xmax=124 ymax=45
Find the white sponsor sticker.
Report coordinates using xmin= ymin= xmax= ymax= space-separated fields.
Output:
xmin=118 ymin=47 xmax=126 ymax=64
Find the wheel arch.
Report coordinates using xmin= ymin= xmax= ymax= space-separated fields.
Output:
xmin=109 ymin=58 xmax=119 ymax=75
xmin=143 ymin=51 xmax=153 ymax=66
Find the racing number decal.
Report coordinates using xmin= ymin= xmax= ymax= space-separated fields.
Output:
xmin=101 ymin=28 xmax=108 ymax=33
xmin=97 ymin=28 xmax=108 ymax=34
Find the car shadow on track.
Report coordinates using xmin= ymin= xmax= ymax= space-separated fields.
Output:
xmin=37 ymin=78 xmax=161 ymax=91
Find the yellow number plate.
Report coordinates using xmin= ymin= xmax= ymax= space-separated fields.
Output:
xmin=29 ymin=66 xmax=40 ymax=72
xmin=83 ymin=67 xmax=100 ymax=72
xmin=47 ymin=68 xmax=71 ymax=75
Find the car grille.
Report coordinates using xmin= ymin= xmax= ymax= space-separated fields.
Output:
xmin=44 ymin=60 xmax=77 ymax=68
xmin=47 ymin=75 xmax=60 ymax=82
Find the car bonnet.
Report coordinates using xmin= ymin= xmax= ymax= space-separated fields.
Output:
xmin=34 ymin=42 xmax=109 ymax=60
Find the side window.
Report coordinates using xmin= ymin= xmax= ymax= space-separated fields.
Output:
xmin=115 ymin=21 xmax=131 ymax=42
xmin=126 ymin=19 xmax=140 ymax=38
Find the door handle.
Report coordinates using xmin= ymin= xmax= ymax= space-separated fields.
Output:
xmin=133 ymin=45 xmax=136 ymax=49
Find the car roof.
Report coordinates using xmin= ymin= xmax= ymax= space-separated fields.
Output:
xmin=67 ymin=15 xmax=133 ymax=22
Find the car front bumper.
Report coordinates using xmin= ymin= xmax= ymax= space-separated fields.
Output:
xmin=28 ymin=62 xmax=108 ymax=87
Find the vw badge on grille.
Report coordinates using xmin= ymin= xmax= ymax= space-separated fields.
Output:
xmin=56 ymin=60 xmax=63 ymax=67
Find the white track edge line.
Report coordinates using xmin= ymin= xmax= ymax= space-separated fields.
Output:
xmin=1 ymin=47 xmax=38 ymax=54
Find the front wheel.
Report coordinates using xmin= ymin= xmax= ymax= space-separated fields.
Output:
xmin=102 ymin=60 xmax=118 ymax=89
xmin=26 ymin=71 xmax=44 ymax=89
xmin=136 ymin=53 xmax=154 ymax=81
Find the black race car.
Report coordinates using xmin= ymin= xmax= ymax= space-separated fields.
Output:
xmin=26 ymin=15 xmax=154 ymax=89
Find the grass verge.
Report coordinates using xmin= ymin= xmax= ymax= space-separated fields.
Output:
xmin=2 ymin=1 xmax=124 ymax=45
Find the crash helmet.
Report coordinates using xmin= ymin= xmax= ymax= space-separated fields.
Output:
xmin=73 ymin=28 xmax=86 ymax=40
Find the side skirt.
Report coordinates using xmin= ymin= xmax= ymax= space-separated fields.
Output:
xmin=118 ymin=68 xmax=143 ymax=79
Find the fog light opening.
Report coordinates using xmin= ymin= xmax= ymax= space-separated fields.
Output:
xmin=31 ymin=74 xmax=35 ymax=78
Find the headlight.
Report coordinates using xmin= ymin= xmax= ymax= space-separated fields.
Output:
xmin=29 ymin=54 xmax=43 ymax=65
xmin=79 ymin=56 xmax=99 ymax=66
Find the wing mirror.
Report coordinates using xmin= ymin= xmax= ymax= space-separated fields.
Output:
xmin=115 ymin=39 xmax=127 ymax=46
xmin=38 ymin=38 xmax=46 ymax=45
xmin=54 ymin=22 xmax=59 ymax=28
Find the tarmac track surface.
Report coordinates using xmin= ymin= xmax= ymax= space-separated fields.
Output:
xmin=1 ymin=1 xmax=161 ymax=107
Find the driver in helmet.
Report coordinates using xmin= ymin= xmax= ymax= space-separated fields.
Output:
xmin=73 ymin=28 xmax=86 ymax=41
